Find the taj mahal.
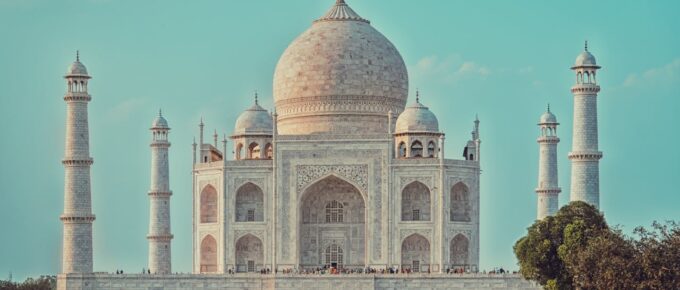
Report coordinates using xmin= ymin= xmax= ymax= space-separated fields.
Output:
xmin=57 ymin=1 xmax=605 ymax=289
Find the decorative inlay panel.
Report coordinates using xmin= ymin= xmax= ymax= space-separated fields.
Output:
xmin=234 ymin=178 xmax=265 ymax=190
xmin=296 ymin=165 xmax=368 ymax=194
xmin=399 ymin=229 xmax=432 ymax=242
xmin=399 ymin=176 xmax=434 ymax=190
xmin=234 ymin=230 xmax=265 ymax=242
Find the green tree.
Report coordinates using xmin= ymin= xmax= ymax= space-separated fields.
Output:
xmin=634 ymin=221 xmax=680 ymax=290
xmin=0 ymin=275 xmax=56 ymax=290
xmin=570 ymin=229 xmax=639 ymax=289
xmin=514 ymin=201 xmax=607 ymax=290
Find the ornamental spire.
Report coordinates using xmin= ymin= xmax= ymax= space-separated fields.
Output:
xmin=316 ymin=0 xmax=369 ymax=23
xmin=584 ymin=40 xmax=588 ymax=52
xmin=76 ymin=50 xmax=80 ymax=61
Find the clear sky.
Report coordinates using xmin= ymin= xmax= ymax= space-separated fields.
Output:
xmin=1 ymin=0 xmax=678 ymax=280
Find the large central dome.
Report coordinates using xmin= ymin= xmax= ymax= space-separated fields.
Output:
xmin=273 ymin=0 xmax=408 ymax=135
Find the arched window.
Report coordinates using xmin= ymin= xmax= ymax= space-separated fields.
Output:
xmin=235 ymin=183 xmax=264 ymax=222
xmin=450 ymin=182 xmax=471 ymax=222
xmin=450 ymin=234 xmax=469 ymax=267
xmin=200 ymin=185 xmax=218 ymax=223
xmin=411 ymin=141 xmax=423 ymax=157
xmin=325 ymin=200 xmax=344 ymax=223
xmin=401 ymin=181 xmax=431 ymax=221
xmin=265 ymin=143 xmax=273 ymax=159
xmin=235 ymin=234 xmax=263 ymax=273
xmin=200 ymin=235 xmax=217 ymax=273
xmin=398 ymin=142 xmax=406 ymax=158
xmin=248 ymin=142 xmax=260 ymax=159
xmin=236 ymin=143 xmax=244 ymax=160
xmin=325 ymin=244 xmax=344 ymax=268
xmin=427 ymin=141 xmax=436 ymax=158
xmin=401 ymin=234 xmax=430 ymax=272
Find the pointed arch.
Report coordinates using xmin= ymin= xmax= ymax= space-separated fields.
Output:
xmin=200 ymin=235 xmax=218 ymax=273
xmin=411 ymin=140 xmax=423 ymax=157
xmin=264 ymin=143 xmax=273 ymax=159
xmin=427 ymin=141 xmax=436 ymax=158
xmin=398 ymin=141 xmax=406 ymax=158
xmin=200 ymin=185 xmax=218 ymax=223
xmin=401 ymin=181 xmax=431 ymax=221
xmin=248 ymin=142 xmax=260 ymax=159
xmin=299 ymin=175 xmax=365 ymax=268
xmin=401 ymin=234 xmax=430 ymax=272
xmin=450 ymin=234 xmax=469 ymax=267
xmin=235 ymin=182 xmax=264 ymax=222
xmin=450 ymin=182 xmax=471 ymax=222
xmin=235 ymin=143 xmax=244 ymax=160
xmin=235 ymin=234 xmax=263 ymax=272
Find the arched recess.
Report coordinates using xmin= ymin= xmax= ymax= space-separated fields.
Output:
xmin=235 ymin=234 xmax=263 ymax=273
xmin=299 ymin=175 xmax=365 ymax=268
xmin=401 ymin=234 xmax=430 ymax=272
xmin=401 ymin=181 xmax=431 ymax=221
xmin=398 ymin=142 xmax=406 ymax=158
xmin=236 ymin=143 xmax=244 ymax=160
xmin=450 ymin=182 xmax=471 ymax=222
xmin=264 ymin=143 xmax=273 ymax=159
xmin=411 ymin=140 xmax=423 ymax=157
xmin=449 ymin=234 xmax=469 ymax=268
xmin=248 ymin=142 xmax=260 ymax=159
xmin=200 ymin=235 xmax=218 ymax=273
xmin=427 ymin=141 xmax=436 ymax=157
xmin=235 ymin=182 xmax=264 ymax=222
xmin=200 ymin=185 xmax=218 ymax=223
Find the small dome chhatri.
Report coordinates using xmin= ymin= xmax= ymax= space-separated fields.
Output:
xmin=573 ymin=41 xmax=599 ymax=68
xmin=66 ymin=51 xmax=89 ymax=77
xmin=395 ymin=91 xmax=440 ymax=134
xmin=539 ymin=105 xmax=558 ymax=125
xmin=151 ymin=109 xmax=169 ymax=129
xmin=233 ymin=92 xmax=273 ymax=136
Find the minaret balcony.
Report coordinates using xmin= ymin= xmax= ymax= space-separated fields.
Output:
xmin=537 ymin=136 xmax=560 ymax=143
xmin=64 ymin=92 xmax=91 ymax=101
xmin=62 ymin=158 xmax=94 ymax=166
xmin=571 ymin=84 xmax=600 ymax=94
xmin=535 ymin=188 xmax=562 ymax=194
xmin=568 ymin=151 xmax=603 ymax=161
xmin=60 ymin=214 xmax=96 ymax=223
xmin=147 ymin=234 xmax=174 ymax=241
xmin=148 ymin=190 xmax=173 ymax=197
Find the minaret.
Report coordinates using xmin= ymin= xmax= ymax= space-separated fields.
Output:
xmin=568 ymin=42 xmax=603 ymax=208
xmin=61 ymin=51 xmax=95 ymax=273
xmin=148 ymin=110 xmax=173 ymax=274
xmin=536 ymin=106 xmax=561 ymax=219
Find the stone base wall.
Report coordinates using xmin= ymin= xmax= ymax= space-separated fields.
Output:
xmin=58 ymin=273 xmax=540 ymax=290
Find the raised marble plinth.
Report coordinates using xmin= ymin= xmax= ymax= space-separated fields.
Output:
xmin=57 ymin=273 xmax=540 ymax=290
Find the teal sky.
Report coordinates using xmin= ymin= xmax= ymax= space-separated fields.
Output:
xmin=1 ymin=0 xmax=679 ymax=280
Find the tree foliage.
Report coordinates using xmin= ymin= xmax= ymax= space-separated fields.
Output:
xmin=515 ymin=201 xmax=680 ymax=290
xmin=0 ymin=275 xmax=56 ymax=290
xmin=514 ymin=201 xmax=606 ymax=289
